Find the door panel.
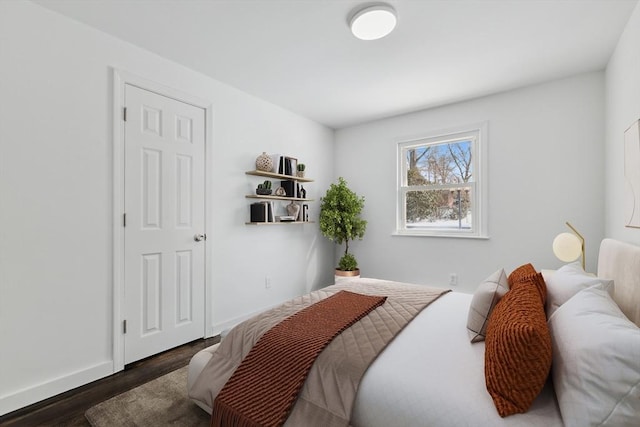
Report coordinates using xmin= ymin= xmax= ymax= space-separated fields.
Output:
xmin=124 ymin=84 xmax=206 ymax=364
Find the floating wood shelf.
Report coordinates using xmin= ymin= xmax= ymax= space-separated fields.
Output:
xmin=245 ymin=195 xmax=314 ymax=202
xmin=245 ymin=221 xmax=315 ymax=225
xmin=246 ymin=167 xmax=312 ymax=224
xmin=246 ymin=170 xmax=314 ymax=183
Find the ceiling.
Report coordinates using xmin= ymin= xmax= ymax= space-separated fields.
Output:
xmin=33 ymin=0 xmax=638 ymax=129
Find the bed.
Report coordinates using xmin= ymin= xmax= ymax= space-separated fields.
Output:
xmin=187 ymin=238 xmax=640 ymax=426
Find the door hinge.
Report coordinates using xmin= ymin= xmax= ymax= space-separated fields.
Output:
xmin=123 ymin=319 xmax=127 ymax=334
xmin=123 ymin=213 xmax=127 ymax=227
xmin=123 ymin=107 xmax=127 ymax=122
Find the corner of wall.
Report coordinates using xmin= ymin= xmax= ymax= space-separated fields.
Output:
xmin=604 ymin=1 xmax=640 ymax=244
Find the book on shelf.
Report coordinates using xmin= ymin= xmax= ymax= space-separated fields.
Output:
xmin=265 ymin=201 xmax=273 ymax=222
xmin=269 ymin=201 xmax=275 ymax=222
xmin=284 ymin=157 xmax=292 ymax=176
xmin=281 ymin=180 xmax=295 ymax=197
xmin=249 ymin=202 xmax=273 ymax=223
xmin=250 ymin=203 xmax=265 ymax=222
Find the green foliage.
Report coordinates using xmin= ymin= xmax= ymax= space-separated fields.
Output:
xmin=257 ymin=180 xmax=272 ymax=190
xmin=406 ymin=190 xmax=438 ymax=221
xmin=338 ymin=253 xmax=358 ymax=271
xmin=404 ymin=142 xmax=472 ymax=224
xmin=406 ymin=167 xmax=439 ymax=221
xmin=297 ymin=163 xmax=306 ymax=171
xmin=319 ymin=177 xmax=367 ymax=269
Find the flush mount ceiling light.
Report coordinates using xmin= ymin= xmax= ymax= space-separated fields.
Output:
xmin=349 ymin=4 xmax=397 ymax=40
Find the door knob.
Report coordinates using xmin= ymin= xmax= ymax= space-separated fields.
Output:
xmin=194 ymin=233 xmax=206 ymax=242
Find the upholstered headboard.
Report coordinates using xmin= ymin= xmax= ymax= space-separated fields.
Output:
xmin=597 ymin=238 xmax=640 ymax=327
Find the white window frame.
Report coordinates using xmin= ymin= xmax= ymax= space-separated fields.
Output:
xmin=395 ymin=122 xmax=488 ymax=239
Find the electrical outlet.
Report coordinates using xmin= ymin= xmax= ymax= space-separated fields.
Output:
xmin=449 ymin=273 xmax=458 ymax=286
xmin=265 ymin=276 xmax=271 ymax=289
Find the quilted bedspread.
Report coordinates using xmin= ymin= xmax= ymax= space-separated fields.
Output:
xmin=189 ymin=278 xmax=449 ymax=427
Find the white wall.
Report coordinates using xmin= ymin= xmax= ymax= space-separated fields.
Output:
xmin=335 ymin=72 xmax=605 ymax=292
xmin=605 ymin=2 xmax=640 ymax=244
xmin=0 ymin=1 xmax=334 ymax=415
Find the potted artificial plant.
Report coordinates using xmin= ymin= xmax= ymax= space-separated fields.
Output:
xmin=319 ymin=177 xmax=367 ymax=278
xmin=297 ymin=163 xmax=306 ymax=178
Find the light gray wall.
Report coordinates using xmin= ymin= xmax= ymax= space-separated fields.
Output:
xmin=1 ymin=0 xmax=632 ymax=417
xmin=334 ymin=72 xmax=606 ymax=292
xmin=0 ymin=1 xmax=334 ymax=414
xmin=605 ymin=2 xmax=640 ymax=244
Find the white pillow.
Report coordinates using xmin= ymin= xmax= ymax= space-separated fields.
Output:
xmin=466 ymin=268 xmax=508 ymax=343
xmin=548 ymin=287 xmax=640 ymax=427
xmin=545 ymin=262 xmax=614 ymax=317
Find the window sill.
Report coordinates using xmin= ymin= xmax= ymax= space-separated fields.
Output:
xmin=392 ymin=231 xmax=490 ymax=240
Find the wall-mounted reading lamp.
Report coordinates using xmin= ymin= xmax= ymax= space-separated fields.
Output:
xmin=552 ymin=222 xmax=585 ymax=270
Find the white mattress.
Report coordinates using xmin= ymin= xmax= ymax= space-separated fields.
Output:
xmin=188 ymin=291 xmax=563 ymax=426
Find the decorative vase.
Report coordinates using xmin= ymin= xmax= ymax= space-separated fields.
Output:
xmin=296 ymin=170 xmax=305 ymax=178
xmin=286 ymin=201 xmax=301 ymax=220
xmin=255 ymin=152 xmax=273 ymax=172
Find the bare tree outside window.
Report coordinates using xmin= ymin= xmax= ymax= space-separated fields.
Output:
xmin=404 ymin=141 xmax=472 ymax=229
xmin=397 ymin=124 xmax=487 ymax=238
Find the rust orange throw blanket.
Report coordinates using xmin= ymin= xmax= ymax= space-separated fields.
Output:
xmin=211 ymin=290 xmax=387 ymax=427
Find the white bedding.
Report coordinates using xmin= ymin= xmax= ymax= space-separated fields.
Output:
xmin=351 ymin=291 xmax=562 ymax=427
xmin=188 ymin=291 xmax=563 ymax=426
xmin=190 ymin=239 xmax=640 ymax=425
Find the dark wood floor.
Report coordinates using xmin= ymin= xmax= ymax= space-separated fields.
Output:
xmin=0 ymin=337 xmax=219 ymax=427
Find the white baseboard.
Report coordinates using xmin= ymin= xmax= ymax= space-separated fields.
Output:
xmin=211 ymin=302 xmax=281 ymax=337
xmin=211 ymin=314 xmax=253 ymax=336
xmin=0 ymin=361 xmax=113 ymax=416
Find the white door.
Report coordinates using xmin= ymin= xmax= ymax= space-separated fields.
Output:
xmin=123 ymin=84 xmax=206 ymax=364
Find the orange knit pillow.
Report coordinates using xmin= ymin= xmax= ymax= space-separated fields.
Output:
xmin=508 ymin=263 xmax=547 ymax=305
xmin=508 ymin=263 xmax=537 ymax=286
xmin=485 ymin=272 xmax=552 ymax=417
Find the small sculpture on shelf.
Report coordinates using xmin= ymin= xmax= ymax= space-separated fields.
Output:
xmin=274 ymin=186 xmax=287 ymax=197
xmin=256 ymin=180 xmax=272 ymax=195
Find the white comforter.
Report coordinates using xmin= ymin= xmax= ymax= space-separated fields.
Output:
xmin=351 ymin=291 xmax=563 ymax=427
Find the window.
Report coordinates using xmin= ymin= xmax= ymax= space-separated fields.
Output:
xmin=396 ymin=123 xmax=487 ymax=238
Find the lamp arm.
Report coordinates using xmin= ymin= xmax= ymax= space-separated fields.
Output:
xmin=565 ymin=221 xmax=585 ymax=270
